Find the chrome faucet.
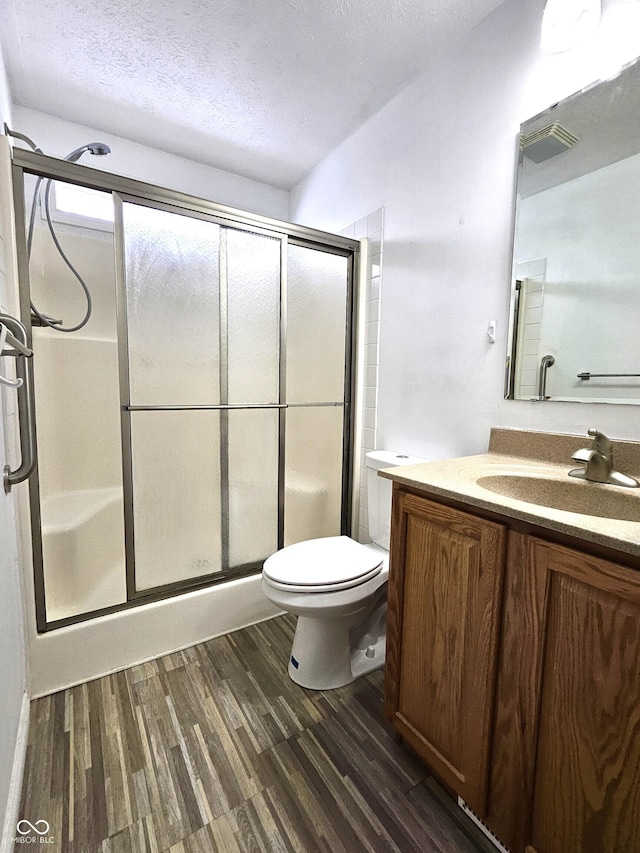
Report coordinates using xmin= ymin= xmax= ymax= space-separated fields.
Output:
xmin=569 ymin=428 xmax=640 ymax=488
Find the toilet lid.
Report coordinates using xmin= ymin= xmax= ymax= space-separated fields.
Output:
xmin=263 ymin=535 xmax=383 ymax=589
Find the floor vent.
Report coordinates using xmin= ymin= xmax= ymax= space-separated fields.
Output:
xmin=457 ymin=798 xmax=511 ymax=853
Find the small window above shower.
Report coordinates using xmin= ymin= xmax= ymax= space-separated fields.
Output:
xmin=44 ymin=182 xmax=114 ymax=232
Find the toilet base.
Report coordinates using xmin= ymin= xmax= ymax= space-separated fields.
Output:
xmin=287 ymin=595 xmax=387 ymax=690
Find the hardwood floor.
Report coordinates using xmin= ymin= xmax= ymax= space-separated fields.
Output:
xmin=17 ymin=615 xmax=487 ymax=852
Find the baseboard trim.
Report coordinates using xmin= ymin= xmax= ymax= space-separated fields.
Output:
xmin=1 ymin=692 xmax=30 ymax=853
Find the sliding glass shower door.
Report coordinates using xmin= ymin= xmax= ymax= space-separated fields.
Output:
xmin=117 ymin=198 xmax=349 ymax=596
xmin=14 ymin=151 xmax=356 ymax=630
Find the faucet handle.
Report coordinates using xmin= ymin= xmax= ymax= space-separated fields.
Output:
xmin=587 ymin=428 xmax=613 ymax=458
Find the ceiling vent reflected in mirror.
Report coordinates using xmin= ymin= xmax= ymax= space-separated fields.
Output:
xmin=520 ymin=123 xmax=581 ymax=163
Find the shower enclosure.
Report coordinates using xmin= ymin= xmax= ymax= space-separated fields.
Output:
xmin=11 ymin=150 xmax=359 ymax=632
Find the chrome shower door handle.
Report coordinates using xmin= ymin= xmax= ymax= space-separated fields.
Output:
xmin=1 ymin=314 xmax=37 ymax=493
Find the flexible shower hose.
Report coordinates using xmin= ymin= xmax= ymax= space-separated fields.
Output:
xmin=27 ymin=174 xmax=93 ymax=333
xmin=7 ymin=126 xmax=99 ymax=333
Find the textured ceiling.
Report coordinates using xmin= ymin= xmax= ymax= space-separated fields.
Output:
xmin=2 ymin=0 xmax=505 ymax=189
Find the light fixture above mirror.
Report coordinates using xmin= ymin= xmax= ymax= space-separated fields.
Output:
xmin=541 ymin=0 xmax=601 ymax=53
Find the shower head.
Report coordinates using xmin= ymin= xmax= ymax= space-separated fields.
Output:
xmin=64 ymin=142 xmax=111 ymax=163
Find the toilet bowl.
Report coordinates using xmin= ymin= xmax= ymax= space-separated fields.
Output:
xmin=261 ymin=450 xmax=427 ymax=690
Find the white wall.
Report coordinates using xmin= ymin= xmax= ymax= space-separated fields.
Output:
xmin=291 ymin=0 xmax=640 ymax=460
xmin=0 ymin=47 xmax=29 ymax=852
xmin=13 ymin=107 xmax=289 ymax=220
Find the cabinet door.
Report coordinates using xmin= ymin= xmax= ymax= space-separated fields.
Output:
xmin=385 ymin=491 xmax=506 ymax=816
xmin=487 ymin=534 xmax=640 ymax=853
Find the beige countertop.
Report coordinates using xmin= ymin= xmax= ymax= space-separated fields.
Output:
xmin=378 ymin=428 xmax=640 ymax=557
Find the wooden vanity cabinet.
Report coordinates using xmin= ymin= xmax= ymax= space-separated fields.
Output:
xmin=487 ymin=533 xmax=640 ymax=853
xmin=386 ymin=484 xmax=640 ymax=853
xmin=384 ymin=489 xmax=507 ymax=816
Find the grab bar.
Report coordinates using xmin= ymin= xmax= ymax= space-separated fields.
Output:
xmin=1 ymin=313 xmax=37 ymax=493
xmin=577 ymin=371 xmax=640 ymax=381
xmin=1 ymin=325 xmax=31 ymax=357
xmin=534 ymin=354 xmax=555 ymax=401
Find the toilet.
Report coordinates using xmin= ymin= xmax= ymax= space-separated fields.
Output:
xmin=262 ymin=450 xmax=427 ymax=690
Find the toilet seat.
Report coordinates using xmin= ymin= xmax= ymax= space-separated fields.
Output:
xmin=263 ymin=535 xmax=383 ymax=593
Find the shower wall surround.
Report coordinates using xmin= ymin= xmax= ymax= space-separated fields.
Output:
xmin=342 ymin=207 xmax=384 ymax=543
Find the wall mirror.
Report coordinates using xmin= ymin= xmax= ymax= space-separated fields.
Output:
xmin=505 ymin=57 xmax=640 ymax=404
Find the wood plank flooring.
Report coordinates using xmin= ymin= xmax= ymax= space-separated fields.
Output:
xmin=16 ymin=615 xmax=487 ymax=852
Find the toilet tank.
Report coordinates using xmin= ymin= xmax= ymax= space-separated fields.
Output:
xmin=365 ymin=451 xmax=429 ymax=550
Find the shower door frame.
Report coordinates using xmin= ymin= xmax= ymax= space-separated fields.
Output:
xmin=11 ymin=150 xmax=361 ymax=632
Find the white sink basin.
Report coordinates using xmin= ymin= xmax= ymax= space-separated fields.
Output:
xmin=476 ymin=473 xmax=640 ymax=522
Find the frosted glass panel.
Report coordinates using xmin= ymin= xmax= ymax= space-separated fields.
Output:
xmin=227 ymin=229 xmax=280 ymax=404
xmin=28 ymin=183 xmax=126 ymax=622
xmin=123 ymin=203 xmax=220 ymax=405
xmin=287 ymin=246 xmax=348 ymax=403
xmin=131 ymin=411 xmax=222 ymax=590
xmin=36 ymin=337 xmax=126 ymax=621
xmin=284 ymin=406 xmax=344 ymax=546
xmin=228 ymin=409 xmax=279 ymax=565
